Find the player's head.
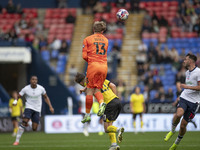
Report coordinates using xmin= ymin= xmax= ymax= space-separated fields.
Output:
xmin=93 ymin=21 xmax=106 ymax=33
xmin=11 ymin=91 xmax=18 ymax=99
xmin=30 ymin=76 xmax=38 ymax=87
xmin=184 ymin=53 xmax=197 ymax=68
xmin=135 ymin=86 xmax=141 ymax=94
xmin=75 ymin=73 xmax=85 ymax=86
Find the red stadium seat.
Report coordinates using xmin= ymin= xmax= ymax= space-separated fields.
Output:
xmin=116 ymin=28 xmax=123 ymax=34
xmin=172 ymin=32 xmax=180 ymax=38
xmin=115 ymin=34 xmax=123 ymax=40
xmin=150 ymin=33 xmax=158 ymax=38
xmin=63 ymin=34 xmax=72 ymax=40
xmin=154 ymin=2 xmax=162 ymax=7
xmin=142 ymin=32 xmax=151 ymax=39
xmin=146 ymin=2 xmax=154 ymax=7
xmin=139 ymin=2 xmax=146 ymax=9
xmin=162 ymin=2 xmax=170 ymax=8
xmin=170 ymin=1 xmax=178 ymax=6
xmin=105 ymin=34 xmax=115 ymax=39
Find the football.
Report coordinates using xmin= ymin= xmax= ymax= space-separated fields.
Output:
xmin=116 ymin=9 xmax=129 ymax=21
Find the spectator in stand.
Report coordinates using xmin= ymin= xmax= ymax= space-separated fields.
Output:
xmin=152 ymin=20 xmax=159 ymax=33
xmin=158 ymin=66 xmax=165 ymax=76
xmin=32 ymin=38 xmax=40 ymax=51
xmin=65 ymin=12 xmax=76 ymax=24
xmin=39 ymin=35 xmax=48 ymax=48
xmin=6 ymin=0 xmax=16 ymax=14
xmin=170 ymin=47 xmax=179 ymax=62
xmin=141 ymin=20 xmax=152 ymax=33
xmin=116 ymin=0 xmax=126 ymax=8
xmin=172 ymin=12 xmax=184 ymax=27
xmin=179 ymin=2 xmax=186 ymax=17
xmin=143 ymin=10 xmax=152 ymax=25
xmin=147 ymin=78 xmax=154 ymax=91
xmin=59 ymin=40 xmax=69 ymax=55
xmin=57 ymin=0 xmax=67 ymax=8
xmin=175 ymin=71 xmax=185 ymax=83
xmin=138 ymin=41 xmax=147 ymax=53
xmin=116 ymin=79 xmax=126 ymax=101
xmin=165 ymin=88 xmax=174 ymax=102
xmin=192 ymin=18 xmax=200 ymax=35
xmin=143 ymin=86 xmax=149 ymax=103
xmin=153 ymin=78 xmax=163 ymax=90
xmin=107 ymin=20 xmax=118 ymax=34
xmin=173 ymin=57 xmax=181 ymax=71
xmin=50 ymin=38 xmax=61 ymax=51
xmin=69 ymin=64 xmax=77 ymax=83
xmin=155 ymin=46 xmax=164 ymax=64
xmin=191 ymin=11 xmax=198 ymax=25
xmin=195 ymin=3 xmax=200 ymax=15
xmin=158 ymin=87 xmax=165 ymax=102
xmin=130 ymin=0 xmax=140 ymax=13
xmin=5 ymin=29 xmax=17 ymax=43
xmin=16 ymin=4 xmax=23 ymax=15
xmin=81 ymin=0 xmax=89 ymax=14
xmin=152 ymin=11 xmax=159 ymax=23
xmin=186 ymin=3 xmax=195 ymax=16
xmin=104 ymin=2 xmax=111 ymax=13
xmin=19 ymin=14 xmax=28 ymax=29
xmin=159 ymin=16 xmax=168 ymax=27
xmin=162 ymin=47 xmax=172 ymax=63
xmin=0 ymin=29 xmax=5 ymax=41
xmin=147 ymin=42 xmax=157 ymax=63
xmin=93 ymin=1 xmax=104 ymax=14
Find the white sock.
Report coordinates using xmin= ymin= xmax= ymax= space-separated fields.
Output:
xmin=175 ymin=135 xmax=183 ymax=145
xmin=28 ymin=120 xmax=32 ymax=127
xmin=15 ymin=125 xmax=25 ymax=142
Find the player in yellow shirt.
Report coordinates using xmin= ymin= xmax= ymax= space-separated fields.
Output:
xmin=9 ymin=91 xmax=23 ymax=137
xmin=130 ymin=86 xmax=145 ymax=133
xmin=75 ymin=73 xmax=124 ymax=150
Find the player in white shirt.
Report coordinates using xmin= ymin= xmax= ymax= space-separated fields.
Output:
xmin=164 ymin=53 xmax=200 ymax=150
xmin=13 ymin=76 xmax=54 ymax=146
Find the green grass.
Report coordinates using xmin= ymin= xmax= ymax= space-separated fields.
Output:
xmin=0 ymin=131 xmax=200 ymax=150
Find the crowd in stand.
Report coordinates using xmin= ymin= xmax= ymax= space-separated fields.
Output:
xmin=141 ymin=0 xmax=200 ymax=36
xmin=138 ymin=0 xmax=200 ymax=103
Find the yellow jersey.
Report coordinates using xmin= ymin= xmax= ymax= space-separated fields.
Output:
xmin=130 ymin=94 xmax=144 ymax=113
xmin=101 ymin=79 xmax=118 ymax=104
xmin=9 ymin=98 xmax=23 ymax=117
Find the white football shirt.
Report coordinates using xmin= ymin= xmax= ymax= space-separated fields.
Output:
xmin=19 ymin=84 xmax=46 ymax=112
xmin=180 ymin=67 xmax=200 ymax=103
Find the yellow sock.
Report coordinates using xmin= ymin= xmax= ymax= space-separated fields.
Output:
xmin=133 ymin=121 xmax=136 ymax=128
xmin=141 ymin=121 xmax=144 ymax=128
xmin=14 ymin=127 xmax=18 ymax=134
xmin=107 ymin=125 xmax=118 ymax=133
xmin=108 ymin=133 xmax=117 ymax=145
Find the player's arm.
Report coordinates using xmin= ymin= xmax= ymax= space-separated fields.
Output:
xmin=109 ymin=82 xmax=117 ymax=95
xmin=82 ymin=38 xmax=88 ymax=62
xmin=180 ymin=81 xmax=200 ymax=91
xmin=172 ymin=96 xmax=180 ymax=106
xmin=43 ymin=94 xmax=54 ymax=114
xmin=12 ymin=94 xmax=22 ymax=106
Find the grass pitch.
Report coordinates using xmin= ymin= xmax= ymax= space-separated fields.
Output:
xmin=0 ymin=131 xmax=200 ymax=150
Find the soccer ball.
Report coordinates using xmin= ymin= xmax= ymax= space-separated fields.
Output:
xmin=116 ymin=9 xmax=129 ymax=21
